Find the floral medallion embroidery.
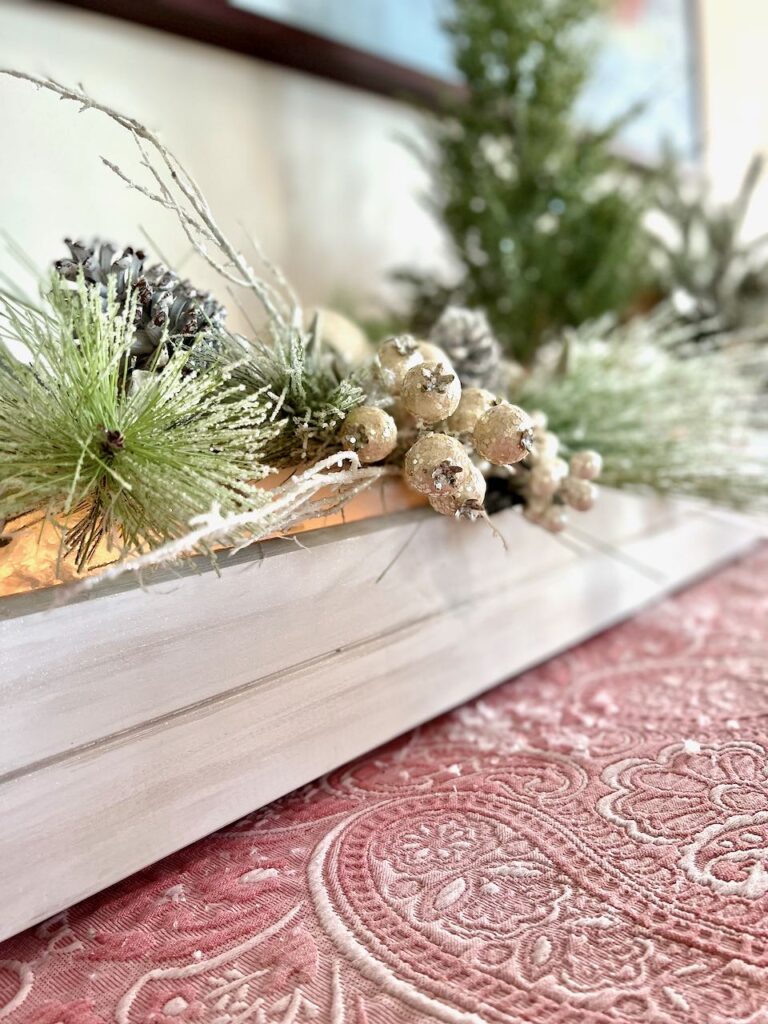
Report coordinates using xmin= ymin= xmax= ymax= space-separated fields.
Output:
xmin=681 ymin=812 xmax=768 ymax=898
xmin=600 ymin=740 xmax=768 ymax=898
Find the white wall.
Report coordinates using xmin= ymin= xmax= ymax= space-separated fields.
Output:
xmin=0 ymin=0 xmax=454 ymax=331
xmin=699 ymin=0 xmax=768 ymax=234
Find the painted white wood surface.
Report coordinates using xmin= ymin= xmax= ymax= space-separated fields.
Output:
xmin=0 ymin=488 xmax=675 ymax=776
xmin=0 ymin=491 xmax=759 ymax=941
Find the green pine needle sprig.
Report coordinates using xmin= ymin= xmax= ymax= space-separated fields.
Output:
xmin=228 ymin=320 xmax=366 ymax=467
xmin=0 ymin=276 xmax=276 ymax=570
xmin=397 ymin=0 xmax=653 ymax=363
xmin=516 ymin=308 xmax=768 ymax=512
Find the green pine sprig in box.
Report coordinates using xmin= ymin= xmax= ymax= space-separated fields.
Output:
xmin=0 ymin=273 xmax=274 ymax=571
xmin=227 ymin=317 xmax=366 ymax=468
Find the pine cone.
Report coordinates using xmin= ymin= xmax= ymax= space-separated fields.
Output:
xmin=429 ymin=306 xmax=502 ymax=389
xmin=55 ymin=239 xmax=226 ymax=371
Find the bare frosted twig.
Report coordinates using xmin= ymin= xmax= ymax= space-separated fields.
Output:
xmin=0 ymin=69 xmax=297 ymax=329
xmin=59 ymin=453 xmax=395 ymax=598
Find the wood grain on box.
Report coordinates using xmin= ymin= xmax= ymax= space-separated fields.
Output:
xmin=0 ymin=490 xmax=759 ymax=941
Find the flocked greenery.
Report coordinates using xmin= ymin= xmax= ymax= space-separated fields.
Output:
xmin=227 ymin=316 xmax=366 ymax=467
xmin=516 ymin=308 xmax=768 ymax=512
xmin=399 ymin=0 xmax=652 ymax=362
xmin=0 ymin=275 xmax=275 ymax=570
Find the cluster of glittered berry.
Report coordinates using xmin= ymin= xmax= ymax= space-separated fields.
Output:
xmin=514 ymin=413 xmax=602 ymax=532
xmin=336 ymin=333 xmax=601 ymax=531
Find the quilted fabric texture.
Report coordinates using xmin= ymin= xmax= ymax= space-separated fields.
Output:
xmin=1 ymin=546 xmax=768 ymax=1023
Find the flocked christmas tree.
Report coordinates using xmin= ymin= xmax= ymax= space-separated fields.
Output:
xmin=400 ymin=0 xmax=652 ymax=363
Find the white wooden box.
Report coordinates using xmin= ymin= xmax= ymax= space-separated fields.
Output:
xmin=0 ymin=490 xmax=759 ymax=941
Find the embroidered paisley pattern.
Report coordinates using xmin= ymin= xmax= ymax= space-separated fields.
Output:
xmin=1 ymin=546 xmax=767 ymax=1023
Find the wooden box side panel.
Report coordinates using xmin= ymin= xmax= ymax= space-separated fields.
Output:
xmin=0 ymin=495 xmax=758 ymax=941
xmin=0 ymin=490 xmax=676 ymax=776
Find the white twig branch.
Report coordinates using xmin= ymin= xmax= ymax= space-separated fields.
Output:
xmin=58 ymin=453 xmax=395 ymax=598
xmin=1 ymin=68 xmax=298 ymax=329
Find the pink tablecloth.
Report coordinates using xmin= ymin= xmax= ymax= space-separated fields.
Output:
xmin=2 ymin=546 xmax=768 ymax=1024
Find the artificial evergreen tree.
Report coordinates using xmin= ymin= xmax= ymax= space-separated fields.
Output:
xmin=401 ymin=0 xmax=652 ymax=363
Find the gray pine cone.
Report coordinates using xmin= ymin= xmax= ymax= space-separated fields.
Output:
xmin=429 ymin=306 xmax=502 ymax=388
xmin=55 ymin=239 xmax=226 ymax=371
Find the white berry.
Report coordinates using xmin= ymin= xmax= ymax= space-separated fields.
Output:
xmin=570 ymin=450 xmax=603 ymax=481
xmin=377 ymin=335 xmax=423 ymax=393
xmin=403 ymin=433 xmax=472 ymax=496
xmin=540 ymin=505 xmax=568 ymax=533
xmin=528 ymin=457 xmax=568 ymax=498
xmin=429 ymin=463 xmax=487 ymax=519
xmin=401 ymin=361 xmax=462 ymax=423
xmin=473 ymin=402 xmax=534 ymax=465
xmin=562 ymin=477 xmax=597 ymax=511
xmin=530 ymin=429 xmax=560 ymax=462
xmin=339 ymin=406 xmax=397 ymax=464
xmin=446 ymin=387 xmax=496 ymax=435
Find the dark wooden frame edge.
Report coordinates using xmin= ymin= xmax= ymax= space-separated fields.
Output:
xmin=44 ymin=0 xmax=464 ymax=107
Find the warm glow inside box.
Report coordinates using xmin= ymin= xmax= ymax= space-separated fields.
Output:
xmin=0 ymin=478 xmax=426 ymax=600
